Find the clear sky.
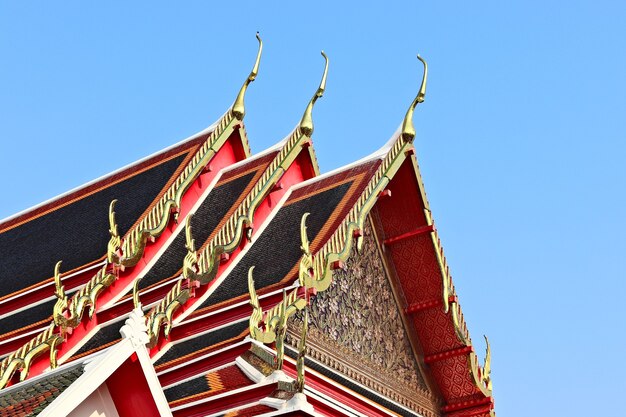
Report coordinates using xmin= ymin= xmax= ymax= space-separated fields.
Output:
xmin=1 ymin=2 xmax=625 ymax=416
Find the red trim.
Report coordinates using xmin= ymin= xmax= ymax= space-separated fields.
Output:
xmin=383 ymin=224 xmax=434 ymax=245
xmin=281 ymin=360 xmax=396 ymax=417
xmin=424 ymin=345 xmax=473 ymax=364
xmin=442 ymin=396 xmax=493 ymax=413
xmin=405 ymin=295 xmax=458 ymax=315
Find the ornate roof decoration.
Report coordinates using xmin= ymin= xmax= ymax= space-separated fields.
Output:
xmin=0 ymin=34 xmax=264 ymax=389
xmin=0 ymin=46 xmax=495 ymax=416
xmin=303 ymin=55 xmax=428 ymax=293
xmin=144 ymin=52 xmax=329 ymax=348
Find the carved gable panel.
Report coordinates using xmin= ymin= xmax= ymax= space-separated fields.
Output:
xmin=289 ymin=219 xmax=439 ymax=416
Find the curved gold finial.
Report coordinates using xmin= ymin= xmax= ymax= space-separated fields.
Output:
xmin=299 ymin=51 xmax=329 ymax=137
xmin=300 ymin=213 xmax=311 ymax=256
xmin=483 ymin=335 xmax=492 ymax=390
xmin=53 ymin=261 xmax=65 ymax=299
xmin=132 ymin=278 xmax=141 ymax=309
xmin=108 ymin=200 xmax=118 ymax=237
xmin=232 ymin=32 xmax=263 ymax=120
xmin=184 ymin=213 xmax=195 ymax=253
xmin=401 ymin=54 xmax=428 ymax=142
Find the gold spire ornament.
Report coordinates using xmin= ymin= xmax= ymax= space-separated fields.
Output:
xmin=107 ymin=199 xmax=120 ymax=265
xmin=401 ymin=54 xmax=428 ymax=142
xmin=232 ymin=32 xmax=263 ymax=120
xmin=299 ymin=51 xmax=329 ymax=137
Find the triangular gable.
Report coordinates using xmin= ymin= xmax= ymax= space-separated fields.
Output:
xmin=286 ymin=218 xmax=439 ymax=417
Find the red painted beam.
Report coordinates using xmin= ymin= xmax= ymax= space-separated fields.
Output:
xmin=383 ymin=224 xmax=434 ymax=246
xmin=442 ymin=396 xmax=493 ymax=414
xmin=424 ymin=345 xmax=473 ymax=364
xmin=405 ymin=295 xmax=458 ymax=315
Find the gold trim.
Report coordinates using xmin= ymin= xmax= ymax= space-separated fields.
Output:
xmin=401 ymin=55 xmax=428 ymax=142
xmin=232 ymin=33 xmax=263 ymax=120
xmin=248 ymin=266 xmax=306 ymax=370
xmin=108 ymin=111 xmax=238 ymax=268
xmin=53 ymin=262 xmax=116 ymax=333
xmin=0 ymin=323 xmax=63 ymax=388
xmin=299 ymin=51 xmax=329 ymax=137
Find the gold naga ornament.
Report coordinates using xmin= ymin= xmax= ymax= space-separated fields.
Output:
xmin=143 ymin=50 xmax=328 ymax=348
xmin=53 ymin=261 xmax=116 ymax=334
xmin=0 ymin=34 xmax=265 ymax=389
xmin=106 ymin=34 xmax=263 ymax=270
xmin=247 ymin=55 xmax=430 ymax=385
xmin=248 ymin=213 xmax=311 ymax=371
xmin=298 ymin=55 xmax=429 ymax=293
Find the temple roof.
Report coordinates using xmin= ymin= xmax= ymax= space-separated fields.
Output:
xmin=0 ymin=46 xmax=494 ymax=417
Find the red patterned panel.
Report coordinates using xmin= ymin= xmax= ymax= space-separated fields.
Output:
xmin=391 ymin=234 xmax=442 ymax=305
xmin=427 ymin=355 xmax=482 ymax=402
xmin=411 ymin=310 xmax=463 ymax=355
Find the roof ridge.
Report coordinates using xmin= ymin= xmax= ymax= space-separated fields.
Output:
xmin=145 ymin=124 xmax=318 ymax=348
xmin=0 ymin=94 xmax=252 ymax=389
xmin=143 ymin=50 xmax=330 ymax=348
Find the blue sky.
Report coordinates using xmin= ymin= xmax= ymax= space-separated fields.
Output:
xmin=1 ymin=2 xmax=625 ymax=416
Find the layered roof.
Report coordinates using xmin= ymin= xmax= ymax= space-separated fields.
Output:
xmin=0 ymin=44 xmax=494 ymax=417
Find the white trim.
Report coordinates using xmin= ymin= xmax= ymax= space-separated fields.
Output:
xmin=38 ymin=310 xmax=173 ymax=416
xmin=0 ymin=116 xmax=226 ymax=226
xmin=157 ymin=339 xmax=249 ymax=377
xmin=291 ymin=128 xmax=400 ymax=192
xmin=304 ymin=388 xmax=367 ymax=417
xmin=204 ymin=401 xmax=263 ymax=417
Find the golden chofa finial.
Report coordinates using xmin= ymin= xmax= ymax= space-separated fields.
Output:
xmin=232 ymin=32 xmax=263 ymax=120
xmin=401 ymin=54 xmax=428 ymax=142
xmin=299 ymin=51 xmax=329 ymax=137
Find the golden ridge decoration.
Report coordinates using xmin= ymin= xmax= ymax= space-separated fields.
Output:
xmin=0 ymin=323 xmax=63 ymax=389
xmin=428 ymin=204 xmax=493 ymax=397
xmin=145 ymin=280 xmax=190 ymax=347
xmin=248 ymin=267 xmax=307 ymax=370
xmin=401 ymin=55 xmax=428 ymax=142
xmin=299 ymin=51 xmax=329 ymax=137
xmin=0 ymin=38 xmax=263 ymax=388
xmin=302 ymin=56 xmax=428 ymax=292
xmin=53 ymin=262 xmax=116 ymax=333
xmin=107 ymin=199 xmax=120 ymax=264
xmin=232 ymin=32 xmax=263 ymax=120
xmin=107 ymin=111 xmax=237 ymax=268
xmin=144 ymin=51 xmax=329 ymax=348
xmin=147 ymin=123 xmax=315 ymax=347
xmin=107 ymin=33 xmax=265 ymax=268
xmin=469 ymin=336 xmax=493 ymax=396
xmin=298 ymin=213 xmax=314 ymax=287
